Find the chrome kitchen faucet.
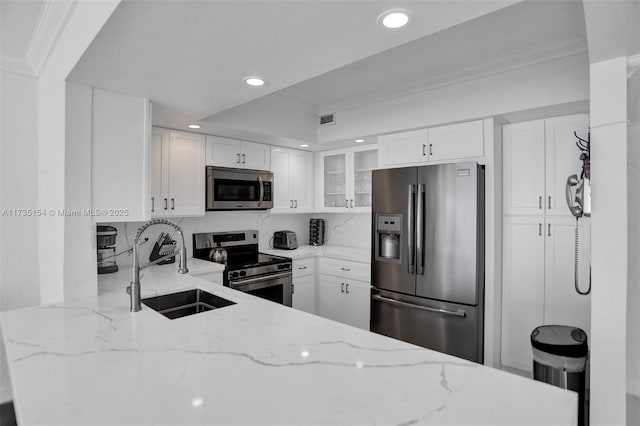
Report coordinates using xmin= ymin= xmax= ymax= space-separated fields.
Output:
xmin=128 ymin=219 xmax=189 ymax=312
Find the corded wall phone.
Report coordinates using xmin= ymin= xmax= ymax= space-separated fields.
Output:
xmin=565 ymin=131 xmax=591 ymax=295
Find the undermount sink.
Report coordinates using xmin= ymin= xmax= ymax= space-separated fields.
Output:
xmin=142 ymin=289 xmax=235 ymax=319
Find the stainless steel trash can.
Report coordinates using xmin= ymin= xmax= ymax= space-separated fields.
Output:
xmin=531 ymin=325 xmax=588 ymax=426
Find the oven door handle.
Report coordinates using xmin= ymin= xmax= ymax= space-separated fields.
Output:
xmin=230 ymin=272 xmax=291 ymax=289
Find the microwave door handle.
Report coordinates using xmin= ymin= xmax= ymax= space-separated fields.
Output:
xmin=258 ymin=176 xmax=264 ymax=207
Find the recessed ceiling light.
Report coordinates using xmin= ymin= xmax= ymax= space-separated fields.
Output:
xmin=355 ymin=139 xmax=365 ymax=143
xmin=243 ymin=76 xmax=266 ymax=87
xmin=378 ymin=9 xmax=412 ymax=29
xmin=300 ymin=144 xmax=309 ymax=148
xmin=188 ymin=124 xmax=201 ymax=129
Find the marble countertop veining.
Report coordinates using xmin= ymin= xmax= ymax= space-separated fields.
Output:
xmin=1 ymin=263 xmax=576 ymax=425
xmin=261 ymin=245 xmax=370 ymax=263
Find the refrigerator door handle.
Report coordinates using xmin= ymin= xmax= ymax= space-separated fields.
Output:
xmin=416 ymin=184 xmax=425 ymax=275
xmin=372 ymin=294 xmax=467 ymax=318
xmin=407 ymin=184 xmax=416 ymax=274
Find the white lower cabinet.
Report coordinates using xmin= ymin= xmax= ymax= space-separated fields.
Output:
xmin=317 ymin=258 xmax=371 ymax=330
xmin=501 ymin=215 xmax=591 ymax=373
xmin=292 ymin=257 xmax=316 ymax=314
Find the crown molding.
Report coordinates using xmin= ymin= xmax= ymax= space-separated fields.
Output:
xmin=0 ymin=55 xmax=35 ymax=77
xmin=319 ymin=36 xmax=588 ymax=115
xmin=628 ymin=54 xmax=640 ymax=78
xmin=25 ymin=0 xmax=77 ymax=76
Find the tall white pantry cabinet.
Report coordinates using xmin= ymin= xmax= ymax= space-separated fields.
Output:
xmin=501 ymin=114 xmax=591 ymax=373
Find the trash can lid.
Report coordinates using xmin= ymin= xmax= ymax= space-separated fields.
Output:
xmin=530 ymin=325 xmax=588 ymax=358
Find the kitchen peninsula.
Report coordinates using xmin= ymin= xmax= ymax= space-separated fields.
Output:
xmin=1 ymin=267 xmax=576 ymax=425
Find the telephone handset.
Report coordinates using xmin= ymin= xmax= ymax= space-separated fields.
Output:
xmin=565 ymin=173 xmax=591 ymax=218
xmin=566 ymin=133 xmax=591 ymax=295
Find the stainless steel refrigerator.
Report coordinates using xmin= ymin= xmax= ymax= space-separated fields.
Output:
xmin=370 ymin=162 xmax=485 ymax=363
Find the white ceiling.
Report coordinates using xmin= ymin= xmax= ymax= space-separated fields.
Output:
xmin=274 ymin=0 xmax=587 ymax=112
xmin=0 ymin=0 xmax=45 ymax=58
xmin=68 ymin=0 xmax=521 ymax=121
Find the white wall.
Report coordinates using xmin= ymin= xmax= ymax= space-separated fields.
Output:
xmin=317 ymin=54 xmax=589 ymax=144
xmin=64 ymin=83 xmax=97 ymax=301
xmin=102 ymin=212 xmax=312 ymax=268
xmin=627 ymin=69 xmax=640 ymax=399
xmin=311 ymin=213 xmax=371 ymax=249
xmin=0 ymin=70 xmax=41 ymax=403
xmin=589 ymin=57 xmax=628 ymax=426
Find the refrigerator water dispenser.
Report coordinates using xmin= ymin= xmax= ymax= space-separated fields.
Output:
xmin=375 ymin=214 xmax=402 ymax=262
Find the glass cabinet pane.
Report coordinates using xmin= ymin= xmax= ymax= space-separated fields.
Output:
xmin=324 ymin=154 xmax=346 ymax=208
xmin=353 ymin=149 xmax=377 ymax=207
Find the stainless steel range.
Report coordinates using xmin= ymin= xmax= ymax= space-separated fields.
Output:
xmin=192 ymin=230 xmax=292 ymax=306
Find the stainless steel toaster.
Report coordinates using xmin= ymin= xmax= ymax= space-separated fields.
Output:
xmin=273 ymin=230 xmax=298 ymax=250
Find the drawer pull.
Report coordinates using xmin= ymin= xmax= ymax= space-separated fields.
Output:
xmin=298 ymin=266 xmax=307 ymax=270
xmin=340 ymin=267 xmax=351 ymax=272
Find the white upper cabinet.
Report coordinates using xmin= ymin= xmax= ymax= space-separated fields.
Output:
xmin=270 ymin=146 xmax=313 ymax=213
xmin=503 ymin=120 xmax=546 ymax=215
xmin=544 ymin=115 xmax=590 ymax=216
xmin=206 ymin=135 xmax=270 ymax=170
xmin=503 ymin=114 xmax=589 ymax=216
xmin=317 ymin=145 xmax=377 ymax=213
xmin=378 ymin=128 xmax=428 ymax=166
xmin=427 ymin=120 xmax=484 ymax=161
xmin=151 ymin=127 xmax=205 ymax=217
xmin=378 ymin=120 xmax=484 ymax=167
xmin=92 ymin=89 xmax=150 ymax=222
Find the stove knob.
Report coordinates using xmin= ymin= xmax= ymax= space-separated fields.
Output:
xmin=231 ymin=271 xmax=239 ymax=278
xmin=239 ymin=270 xmax=247 ymax=277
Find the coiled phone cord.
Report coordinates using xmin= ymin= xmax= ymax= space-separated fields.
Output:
xmin=574 ymin=218 xmax=591 ymax=295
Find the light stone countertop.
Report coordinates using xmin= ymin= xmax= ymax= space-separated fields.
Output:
xmin=261 ymin=244 xmax=370 ymax=263
xmin=0 ymin=261 xmax=576 ymax=425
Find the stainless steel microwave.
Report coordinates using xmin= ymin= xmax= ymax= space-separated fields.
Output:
xmin=206 ymin=166 xmax=273 ymax=210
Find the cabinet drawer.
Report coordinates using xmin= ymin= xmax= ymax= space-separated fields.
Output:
xmin=293 ymin=257 xmax=315 ymax=278
xmin=318 ymin=257 xmax=370 ymax=282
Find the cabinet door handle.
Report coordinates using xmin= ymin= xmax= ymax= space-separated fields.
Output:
xmin=548 ymin=223 xmax=551 ymax=237
xmin=350 ymin=199 xmax=353 ymax=208
xmin=151 ymin=197 xmax=155 ymax=212
xmin=422 ymin=144 xmax=426 ymax=156
xmin=539 ymin=223 xmax=542 ymax=236
xmin=548 ymin=196 xmax=551 ymax=209
xmin=236 ymin=153 xmax=241 ymax=164
xmin=292 ymin=284 xmax=295 ymax=294
xmin=341 ymin=283 xmax=344 ymax=293
xmin=290 ymin=200 xmax=293 ymax=208
xmin=294 ymin=200 xmax=298 ymax=208
xmin=242 ymin=154 xmax=246 ymax=164
xmin=346 ymin=198 xmax=349 ymax=208
xmin=341 ymin=267 xmax=351 ymax=272
xmin=345 ymin=283 xmax=350 ymax=294
xmin=539 ymin=196 xmax=542 ymax=209
xmin=171 ymin=198 xmax=175 ymax=210
xmin=164 ymin=198 xmax=168 ymax=210
xmin=429 ymin=143 xmax=433 ymax=156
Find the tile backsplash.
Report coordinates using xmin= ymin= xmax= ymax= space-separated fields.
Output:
xmin=102 ymin=212 xmax=371 ymax=267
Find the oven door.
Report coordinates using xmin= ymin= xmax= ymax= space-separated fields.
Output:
xmin=229 ymin=272 xmax=292 ymax=306
xmin=206 ymin=166 xmax=273 ymax=210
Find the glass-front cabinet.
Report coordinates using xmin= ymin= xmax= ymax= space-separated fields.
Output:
xmin=319 ymin=145 xmax=378 ymax=213
xmin=323 ymin=153 xmax=347 ymax=208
